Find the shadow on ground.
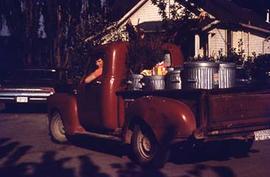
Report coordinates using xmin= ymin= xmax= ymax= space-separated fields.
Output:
xmin=0 ymin=137 xmax=165 ymax=177
xmin=68 ymin=134 xmax=258 ymax=166
xmin=169 ymin=140 xmax=259 ymax=165
xmin=0 ymin=103 xmax=47 ymax=113
xmin=57 ymin=135 xmax=249 ymax=177
xmin=1 ymin=137 xmax=255 ymax=177
xmin=111 ymin=162 xmax=167 ymax=177
xmin=69 ymin=134 xmax=128 ymax=157
xmin=0 ymin=137 xmax=109 ymax=177
xmin=177 ymin=164 xmax=236 ymax=177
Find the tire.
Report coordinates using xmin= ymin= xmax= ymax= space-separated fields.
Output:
xmin=131 ymin=124 xmax=170 ymax=168
xmin=49 ymin=112 xmax=68 ymax=143
xmin=0 ymin=102 xmax=5 ymax=111
xmin=239 ymin=137 xmax=254 ymax=154
xmin=229 ymin=137 xmax=254 ymax=156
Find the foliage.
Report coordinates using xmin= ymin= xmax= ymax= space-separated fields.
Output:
xmin=0 ymin=0 xmax=114 ymax=74
xmin=151 ymin=0 xmax=202 ymax=59
xmin=127 ymin=38 xmax=164 ymax=74
xmin=213 ymin=39 xmax=250 ymax=65
xmin=0 ymin=0 xmax=23 ymax=36
xmin=186 ymin=55 xmax=214 ymax=62
xmin=68 ymin=9 xmax=113 ymax=78
xmin=252 ymin=54 xmax=270 ymax=80
xmin=97 ymin=23 xmax=129 ymax=44
xmin=216 ymin=48 xmax=244 ymax=64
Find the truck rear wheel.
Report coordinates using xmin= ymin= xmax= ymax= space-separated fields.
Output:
xmin=49 ymin=112 xmax=68 ymax=143
xmin=239 ymin=138 xmax=254 ymax=154
xmin=229 ymin=137 xmax=254 ymax=156
xmin=131 ymin=124 xmax=169 ymax=168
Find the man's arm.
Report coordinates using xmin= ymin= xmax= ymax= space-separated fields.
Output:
xmin=84 ymin=68 xmax=103 ymax=84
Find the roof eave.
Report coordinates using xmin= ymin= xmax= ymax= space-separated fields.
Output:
xmin=240 ymin=23 xmax=270 ymax=34
xmin=117 ymin=0 xmax=148 ymax=27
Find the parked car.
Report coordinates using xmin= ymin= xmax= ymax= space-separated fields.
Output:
xmin=0 ymin=68 xmax=75 ymax=109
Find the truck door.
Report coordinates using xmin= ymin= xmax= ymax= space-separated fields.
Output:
xmin=77 ymin=53 xmax=104 ymax=131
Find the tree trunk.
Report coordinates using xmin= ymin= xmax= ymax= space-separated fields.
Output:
xmin=24 ymin=0 xmax=33 ymax=66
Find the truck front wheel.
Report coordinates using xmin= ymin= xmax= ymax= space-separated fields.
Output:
xmin=131 ymin=124 xmax=169 ymax=168
xmin=49 ymin=112 xmax=68 ymax=143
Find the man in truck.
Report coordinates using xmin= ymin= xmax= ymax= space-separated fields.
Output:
xmin=83 ymin=57 xmax=104 ymax=84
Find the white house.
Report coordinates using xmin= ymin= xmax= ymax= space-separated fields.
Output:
xmin=203 ymin=28 xmax=270 ymax=59
xmin=103 ymin=0 xmax=270 ymax=59
xmin=98 ymin=0 xmax=173 ymax=43
xmin=190 ymin=0 xmax=270 ymax=58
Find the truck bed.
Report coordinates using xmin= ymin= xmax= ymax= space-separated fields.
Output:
xmin=118 ymin=85 xmax=270 ymax=140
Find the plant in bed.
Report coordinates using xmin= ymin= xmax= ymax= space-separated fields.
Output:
xmin=126 ymin=38 xmax=164 ymax=74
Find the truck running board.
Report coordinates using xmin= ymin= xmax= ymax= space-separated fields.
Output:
xmin=77 ymin=131 xmax=122 ymax=142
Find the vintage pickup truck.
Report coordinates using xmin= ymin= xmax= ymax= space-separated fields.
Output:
xmin=48 ymin=41 xmax=270 ymax=168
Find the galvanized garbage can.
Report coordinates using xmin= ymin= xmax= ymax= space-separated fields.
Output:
xmin=166 ymin=68 xmax=182 ymax=89
xmin=183 ymin=61 xmax=219 ymax=89
xmin=127 ymin=74 xmax=144 ymax=90
xmin=143 ymin=75 xmax=165 ymax=90
xmin=218 ymin=62 xmax=236 ymax=88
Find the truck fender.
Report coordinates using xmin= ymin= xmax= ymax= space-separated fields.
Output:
xmin=48 ymin=93 xmax=85 ymax=135
xmin=126 ymin=96 xmax=196 ymax=145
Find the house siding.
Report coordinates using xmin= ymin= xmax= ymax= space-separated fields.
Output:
xmin=264 ymin=39 xmax=270 ymax=53
xmin=232 ymin=31 xmax=247 ymax=56
xmin=208 ymin=29 xmax=227 ymax=58
xmin=129 ymin=0 xmax=163 ymax=25
xmin=129 ymin=0 xmax=174 ymax=25
xmin=232 ymin=31 xmax=270 ymax=56
xmin=206 ymin=29 xmax=270 ymax=58
xmin=249 ymin=33 xmax=264 ymax=56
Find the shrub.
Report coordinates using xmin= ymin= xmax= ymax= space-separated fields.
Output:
xmin=126 ymin=38 xmax=164 ymax=74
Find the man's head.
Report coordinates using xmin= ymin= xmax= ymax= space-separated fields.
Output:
xmin=96 ymin=58 xmax=104 ymax=67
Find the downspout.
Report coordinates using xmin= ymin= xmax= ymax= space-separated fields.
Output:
xmin=262 ymin=40 xmax=265 ymax=54
xmin=195 ymin=34 xmax=200 ymax=57
xmin=248 ymin=21 xmax=250 ymax=57
xmin=168 ymin=0 xmax=171 ymax=19
xmin=266 ymin=9 xmax=270 ymax=23
xmin=208 ymin=33 xmax=211 ymax=57
xmin=263 ymin=8 xmax=270 ymax=54
xmin=248 ymin=31 xmax=250 ymax=56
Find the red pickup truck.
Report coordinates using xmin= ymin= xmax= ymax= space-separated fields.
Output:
xmin=48 ymin=41 xmax=270 ymax=168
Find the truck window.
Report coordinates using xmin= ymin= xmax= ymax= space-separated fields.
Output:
xmin=84 ymin=52 xmax=105 ymax=84
xmin=86 ymin=51 xmax=105 ymax=73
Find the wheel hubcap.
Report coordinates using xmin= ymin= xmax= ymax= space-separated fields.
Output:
xmin=142 ymin=136 xmax=151 ymax=152
xmin=137 ymin=130 xmax=152 ymax=158
xmin=52 ymin=114 xmax=65 ymax=136
xmin=57 ymin=119 xmax=65 ymax=135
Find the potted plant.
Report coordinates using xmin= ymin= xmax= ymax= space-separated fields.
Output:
xmin=252 ymin=54 xmax=270 ymax=83
xmin=126 ymin=38 xmax=164 ymax=90
xmin=126 ymin=38 xmax=163 ymax=74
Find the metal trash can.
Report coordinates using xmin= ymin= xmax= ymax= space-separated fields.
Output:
xmin=218 ymin=62 xmax=236 ymax=88
xmin=127 ymin=74 xmax=144 ymax=90
xmin=166 ymin=68 xmax=182 ymax=89
xmin=183 ymin=61 xmax=219 ymax=89
xmin=143 ymin=75 xmax=165 ymax=90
